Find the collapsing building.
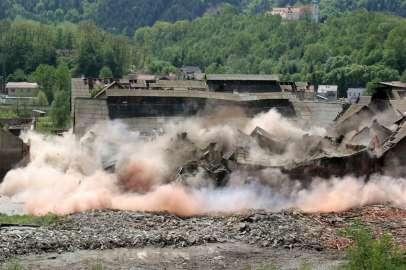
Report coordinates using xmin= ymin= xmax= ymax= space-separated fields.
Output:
xmin=71 ymin=75 xmax=406 ymax=185
xmin=72 ymin=74 xmax=343 ymax=137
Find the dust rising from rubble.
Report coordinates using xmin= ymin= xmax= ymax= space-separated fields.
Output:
xmin=0 ymin=110 xmax=405 ymax=216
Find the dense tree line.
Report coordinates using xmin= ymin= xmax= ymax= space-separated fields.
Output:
xmin=1 ymin=0 xmax=405 ymax=35
xmin=0 ymin=19 xmax=132 ymax=127
xmin=0 ymin=19 xmax=132 ymax=79
xmin=133 ymin=9 xmax=405 ymax=96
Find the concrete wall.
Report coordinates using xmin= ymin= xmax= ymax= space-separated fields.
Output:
xmin=207 ymin=81 xmax=282 ymax=92
xmin=74 ymin=98 xmax=109 ymax=137
xmin=293 ymin=101 xmax=343 ymax=128
xmin=7 ymin=88 xmax=39 ymax=97
xmin=71 ymin=78 xmax=91 ymax=116
xmin=382 ymin=135 xmax=406 ymax=178
xmin=0 ymin=130 xmax=27 ymax=180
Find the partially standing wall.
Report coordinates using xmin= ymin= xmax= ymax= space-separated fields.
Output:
xmin=74 ymin=98 xmax=109 ymax=137
xmin=0 ymin=129 xmax=28 ymax=180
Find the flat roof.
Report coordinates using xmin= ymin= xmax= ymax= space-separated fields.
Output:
xmin=105 ymin=89 xmax=286 ymax=101
xmin=206 ymin=74 xmax=279 ymax=81
xmin=6 ymin=82 xmax=39 ymax=89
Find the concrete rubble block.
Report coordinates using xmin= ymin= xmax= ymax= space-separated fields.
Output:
xmin=250 ymin=127 xmax=285 ymax=155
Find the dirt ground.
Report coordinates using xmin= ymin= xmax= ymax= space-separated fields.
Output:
xmin=8 ymin=243 xmax=345 ymax=270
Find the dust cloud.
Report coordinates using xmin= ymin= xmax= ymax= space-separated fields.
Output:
xmin=0 ymin=110 xmax=405 ymax=216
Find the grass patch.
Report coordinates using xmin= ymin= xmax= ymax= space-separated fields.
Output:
xmin=254 ymin=262 xmax=312 ymax=270
xmin=3 ymin=260 xmax=23 ymax=270
xmin=90 ymin=260 xmax=104 ymax=270
xmin=0 ymin=106 xmax=18 ymax=118
xmin=341 ymin=223 xmax=406 ymax=270
xmin=35 ymin=116 xmax=57 ymax=134
xmin=0 ymin=213 xmax=58 ymax=226
xmin=35 ymin=116 xmax=70 ymax=134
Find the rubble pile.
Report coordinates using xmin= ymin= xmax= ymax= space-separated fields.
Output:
xmin=146 ymin=103 xmax=406 ymax=187
xmin=0 ymin=205 xmax=404 ymax=263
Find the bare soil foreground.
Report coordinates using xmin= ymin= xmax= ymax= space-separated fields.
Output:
xmin=1 ymin=205 xmax=405 ymax=269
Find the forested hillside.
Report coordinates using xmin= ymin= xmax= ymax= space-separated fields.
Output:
xmin=1 ymin=0 xmax=405 ymax=35
xmin=133 ymin=9 xmax=406 ymax=96
xmin=1 ymin=1 xmax=406 ymax=98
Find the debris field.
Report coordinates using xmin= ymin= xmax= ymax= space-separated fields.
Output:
xmin=0 ymin=205 xmax=405 ymax=263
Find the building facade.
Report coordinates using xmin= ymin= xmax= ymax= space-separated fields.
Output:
xmin=6 ymin=82 xmax=39 ymax=97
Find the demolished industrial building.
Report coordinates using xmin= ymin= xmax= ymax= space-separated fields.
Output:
xmin=1 ymin=74 xmax=405 ymax=218
xmin=73 ymin=75 xmax=406 ymax=187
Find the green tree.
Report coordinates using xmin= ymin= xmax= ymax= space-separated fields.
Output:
xmin=50 ymin=90 xmax=70 ymax=128
xmin=55 ymin=62 xmax=71 ymax=93
xmin=99 ymin=66 xmax=113 ymax=78
xmin=7 ymin=69 xmax=27 ymax=81
xmin=30 ymin=65 xmax=57 ymax=103
xmin=76 ymin=22 xmax=104 ymax=77
xmin=36 ymin=90 xmax=49 ymax=106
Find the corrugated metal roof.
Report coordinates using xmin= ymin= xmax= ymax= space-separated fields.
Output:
xmin=206 ymin=74 xmax=279 ymax=81
xmin=180 ymin=66 xmax=202 ymax=73
xmin=379 ymin=81 xmax=406 ymax=89
xmin=6 ymin=82 xmax=38 ymax=89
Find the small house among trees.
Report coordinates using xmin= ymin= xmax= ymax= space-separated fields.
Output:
xmin=6 ymin=82 xmax=39 ymax=97
xmin=268 ymin=6 xmax=311 ymax=21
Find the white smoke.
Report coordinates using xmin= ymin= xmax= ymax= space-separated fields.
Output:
xmin=0 ymin=110 xmax=405 ymax=216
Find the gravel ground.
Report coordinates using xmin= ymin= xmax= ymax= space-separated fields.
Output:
xmin=0 ymin=205 xmax=405 ymax=265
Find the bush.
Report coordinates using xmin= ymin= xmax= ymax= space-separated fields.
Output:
xmin=36 ymin=90 xmax=49 ymax=106
xmin=342 ymin=223 xmax=405 ymax=270
xmin=99 ymin=66 xmax=113 ymax=78
xmin=50 ymin=90 xmax=70 ymax=128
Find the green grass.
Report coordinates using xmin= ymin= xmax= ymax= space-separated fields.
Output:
xmin=0 ymin=213 xmax=59 ymax=226
xmin=35 ymin=116 xmax=71 ymax=134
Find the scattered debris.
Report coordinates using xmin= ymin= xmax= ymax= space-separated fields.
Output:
xmin=0 ymin=205 xmax=404 ymax=263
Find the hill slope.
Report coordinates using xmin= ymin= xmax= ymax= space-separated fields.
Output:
xmin=1 ymin=0 xmax=406 ymax=35
xmin=133 ymin=9 xmax=406 ymax=96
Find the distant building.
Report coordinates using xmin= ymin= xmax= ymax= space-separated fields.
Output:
xmin=268 ymin=6 xmax=311 ymax=21
xmin=180 ymin=66 xmax=203 ymax=80
xmin=347 ymin=88 xmax=366 ymax=104
xmin=6 ymin=82 xmax=39 ymax=97
xmin=317 ymin=85 xmax=338 ymax=101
